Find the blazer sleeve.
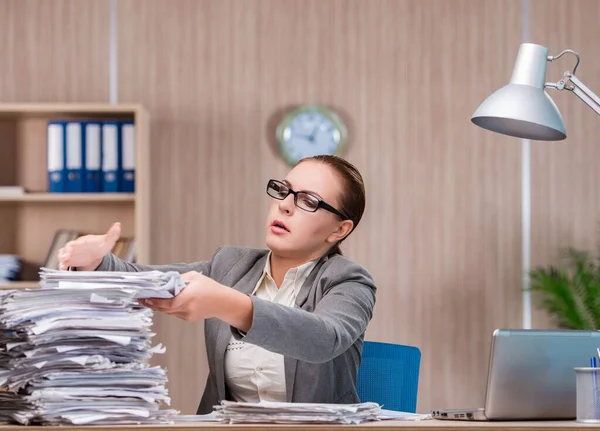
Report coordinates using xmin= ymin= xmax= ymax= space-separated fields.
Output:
xmin=231 ymin=259 xmax=377 ymax=364
xmin=94 ymin=247 xmax=223 ymax=276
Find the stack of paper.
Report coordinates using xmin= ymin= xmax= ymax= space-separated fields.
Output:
xmin=214 ymin=401 xmax=378 ymax=424
xmin=213 ymin=401 xmax=432 ymax=424
xmin=0 ymin=268 xmax=185 ymax=425
xmin=38 ymin=268 xmax=186 ymax=299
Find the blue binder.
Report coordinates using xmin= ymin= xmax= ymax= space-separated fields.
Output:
xmin=102 ymin=121 xmax=121 ymax=193
xmin=64 ymin=122 xmax=84 ymax=192
xmin=83 ymin=121 xmax=102 ymax=192
xmin=120 ymin=121 xmax=135 ymax=193
xmin=47 ymin=121 xmax=66 ymax=193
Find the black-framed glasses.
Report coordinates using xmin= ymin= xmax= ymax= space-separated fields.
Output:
xmin=266 ymin=179 xmax=349 ymax=220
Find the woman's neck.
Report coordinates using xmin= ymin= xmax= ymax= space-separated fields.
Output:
xmin=269 ymin=252 xmax=315 ymax=288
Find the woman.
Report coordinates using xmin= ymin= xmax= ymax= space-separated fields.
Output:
xmin=57 ymin=155 xmax=377 ymax=414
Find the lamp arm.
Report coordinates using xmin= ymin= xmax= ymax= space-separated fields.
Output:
xmin=543 ymin=48 xmax=600 ymax=116
xmin=564 ymin=74 xmax=600 ymax=116
xmin=547 ymin=49 xmax=580 ymax=74
xmin=545 ymin=72 xmax=600 ymax=117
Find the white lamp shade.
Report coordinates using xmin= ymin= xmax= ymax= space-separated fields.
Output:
xmin=471 ymin=83 xmax=567 ymax=141
xmin=471 ymin=42 xmax=567 ymax=141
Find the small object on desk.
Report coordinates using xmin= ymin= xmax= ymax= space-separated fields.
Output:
xmin=574 ymin=361 xmax=600 ymax=424
xmin=593 ymin=357 xmax=599 ymax=421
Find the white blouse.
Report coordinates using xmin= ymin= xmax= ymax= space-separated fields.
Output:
xmin=223 ymin=253 xmax=317 ymax=403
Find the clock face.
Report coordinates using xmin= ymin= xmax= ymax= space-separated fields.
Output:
xmin=276 ymin=106 xmax=347 ymax=166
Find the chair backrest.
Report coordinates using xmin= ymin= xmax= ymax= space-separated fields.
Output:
xmin=356 ymin=341 xmax=421 ymax=413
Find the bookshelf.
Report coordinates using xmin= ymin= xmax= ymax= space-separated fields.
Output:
xmin=0 ymin=103 xmax=150 ymax=288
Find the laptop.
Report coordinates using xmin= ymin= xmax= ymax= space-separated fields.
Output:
xmin=432 ymin=329 xmax=600 ymax=421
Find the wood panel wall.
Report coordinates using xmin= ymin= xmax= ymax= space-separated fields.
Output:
xmin=529 ymin=0 xmax=600 ymax=329
xmin=4 ymin=0 xmax=599 ymax=417
xmin=117 ymin=0 xmax=524 ymax=414
xmin=0 ymin=0 xmax=109 ymax=102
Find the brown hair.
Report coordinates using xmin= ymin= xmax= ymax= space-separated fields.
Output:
xmin=298 ymin=155 xmax=366 ymax=256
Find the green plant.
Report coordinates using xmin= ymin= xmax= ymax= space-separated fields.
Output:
xmin=528 ymin=244 xmax=600 ymax=330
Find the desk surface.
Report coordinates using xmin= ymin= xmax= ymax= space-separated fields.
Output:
xmin=0 ymin=420 xmax=596 ymax=431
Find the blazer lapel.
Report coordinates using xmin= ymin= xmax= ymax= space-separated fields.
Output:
xmin=212 ymin=254 xmax=269 ymax=401
xmin=294 ymin=255 xmax=328 ymax=309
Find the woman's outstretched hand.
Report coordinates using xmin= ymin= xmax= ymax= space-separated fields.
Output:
xmin=57 ymin=222 xmax=121 ymax=271
xmin=140 ymin=271 xmax=254 ymax=333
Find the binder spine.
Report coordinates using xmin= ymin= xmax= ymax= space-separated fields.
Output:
xmin=65 ymin=122 xmax=84 ymax=193
xmin=83 ymin=122 xmax=102 ymax=193
xmin=47 ymin=121 xmax=66 ymax=193
xmin=101 ymin=121 xmax=121 ymax=193
xmin=120 ymin=121 xmax=135 ymax=193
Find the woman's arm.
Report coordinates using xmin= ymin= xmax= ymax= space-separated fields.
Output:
xmin=95 ymin=252 xmax=215 ymax=275
xmin=229 ymin=263 xmax=376 ymax=363
xmin=94 ymin=246 xmax=225 ymax=277
xmin=141 ymin=257 xmax=376 ymax=364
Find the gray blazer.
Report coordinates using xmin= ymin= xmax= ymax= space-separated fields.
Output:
xmin=96 ymin=246 xmax=377 ymax=414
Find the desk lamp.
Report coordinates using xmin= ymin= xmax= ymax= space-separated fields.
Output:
xmin=471 ymin=42 xmax=600 ymax=140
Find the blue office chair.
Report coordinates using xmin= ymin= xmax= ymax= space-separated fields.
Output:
xmin=356 ymin=341 xmax=421 ymax=413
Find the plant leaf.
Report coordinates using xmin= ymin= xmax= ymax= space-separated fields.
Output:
xmin=563 ymin=247 xmax=600 ymax=329
xmin=528 ymin=265 xmax=590 ymax=329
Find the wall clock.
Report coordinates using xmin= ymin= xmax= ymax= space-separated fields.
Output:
xmin=275 ymin=105 xmax=348 ymax=166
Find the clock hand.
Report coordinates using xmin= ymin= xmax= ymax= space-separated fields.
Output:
xmin=295 ymin=133 xmax=312 ymax=142
xmin=308 ymin=125 xmax=319 ymax=142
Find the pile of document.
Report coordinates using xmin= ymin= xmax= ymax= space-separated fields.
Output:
xmin=38 ymin=268 xmax=186 ymax=298
xmin=0 ymin=268 xmax=186 ymax=425
xmin=214 ymin=401 xmax=430 ymax=424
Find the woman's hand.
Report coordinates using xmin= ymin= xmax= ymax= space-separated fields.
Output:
xmin=140 ymin=271 xmax=254 ymax=332
xmin=57 ymin=222 xmax=121 ymax=271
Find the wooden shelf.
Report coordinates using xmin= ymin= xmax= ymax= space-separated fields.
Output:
xmin=0 ymin=193 xmax=135 ymax=203
xmin=0 ymin=102 xmax=150 ymax=278
xmin=0 ymin=103 xmax=145 ymax=118
xmin=0 ymin=281 xmax=40 ymax=290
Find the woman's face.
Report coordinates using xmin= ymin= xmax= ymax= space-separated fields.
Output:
xmin=265 ymin=160 xmax=352 ymax=261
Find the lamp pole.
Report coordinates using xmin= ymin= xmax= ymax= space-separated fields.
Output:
xmin=521 ymin=0 xmax=532 ymax=330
